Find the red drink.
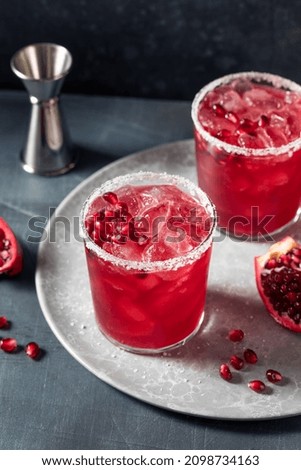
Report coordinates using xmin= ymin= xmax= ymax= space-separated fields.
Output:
xmin=81 ymin=172 xmax=216 ymax=353
xmin=192 ymin=72 xmax=301 ymax=238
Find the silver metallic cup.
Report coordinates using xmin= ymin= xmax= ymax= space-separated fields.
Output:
xmin=11 ymin=43 xmax=76 ymax=176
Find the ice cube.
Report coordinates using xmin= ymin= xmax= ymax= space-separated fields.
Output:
xmin=265 ymin=127 xmax=288 ymax=147
xmin=231 ymin=78 xmax=253 ymax=94
xmin=255 ymin=128 xmax=274 ymax=148
xmin=237 ymin=133 xmax=259 ymax=149
xmin=287 ymin=111 xmax=301 ymax=139
xmin=198 ymin=108 xmax=236 ymax=135
xmin=284 ymin=91 xmax=299 ymax=105
xmin=221 ymin=89 xmax=246 ymax=113
xmin=203 ymin=90 xmax=224 ymax=108
xmin=140 ymin=186 xmax=159 ymax=208
xmin=197 ymin=107 xmax=217 ymax=133
xmin=105 ymin=239 xmax=144 ymax=261
xmin=117 ymin=185 xmax=142 ymax=216
xmin=270 ymin=112 xmax=287 ymax=128
xmin=243 ymin=107 xmax=263 ymax=122
xmin=243 ymin=86 xmax=283 ymax=114
xmin=143 ymin=243 xmax=168 ymax=262
xmin=243 ymin=87 xmax=274 ymax=106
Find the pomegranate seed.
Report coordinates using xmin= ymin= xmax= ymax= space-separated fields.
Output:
xmin=228 ymin=329 xmax=244 ymax=342
xmin=248 ymin=380 xmax=266 ymax=393
xmin=215 ymin=129 xmax=232 ymax=140
xmin=291 ymin=254 xmax=301 ymax=265
xmin=25 ymin=342 xmax=41 ymax=359
xmin=279 ymin=254 xmax=290 ymax=266
xmin=116 ymin=201 xmax=129 ymax=216
xmin=0 ymin=337 xmax=17 ymax=353
xmin=213 ymin=103 xmax=226 ymax=117
xmin=292 ymin=247 xmax=301 ymax=257
xmin=0 ymin=228 xmax=4 ymax=239
xmin=103 ymin=192 xmax=118 ymax=205
xmin=104 ymin=209 xmax=115 ymax=218
xmin=266 ymin=369 xmax=283 ymax=383
xmin=244 ymin=348 xmax=258 ymax=364
xmin=219 ymin=363 xmax=232 ymax=381
xmin=287 ymin=292 xmax=297 ymax=303
xmin=237 ymin=118 xmax=256 ymax=134
xmin=264 ymin=258 xmax=277 ymax=269
xmin=258 ymin=115 xmax=269 ymax=127
xmin=230 ymin=355 xmax=244 ymax=370
xmin=225 ymin=111 xmax=238 ymax=124
xmin=0 ymin=316 xmax=9 ymax=329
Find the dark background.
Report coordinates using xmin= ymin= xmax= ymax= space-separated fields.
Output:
xmin=1 ymin=0 xmax=301 ymax=100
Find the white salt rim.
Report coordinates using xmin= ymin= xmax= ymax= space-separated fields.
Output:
xmin=80 ymin=171 xmax=216 ymax=272
xmin=191 ymin=71 xmax=301 ymax=157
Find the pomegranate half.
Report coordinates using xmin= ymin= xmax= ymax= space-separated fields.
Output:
xmin=0 ymin=217 xmax=23 ymax=277
xmin=255 ymin=236 xmax=301 ymax=332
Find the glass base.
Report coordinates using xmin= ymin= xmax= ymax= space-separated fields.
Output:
xmin=98 ymin=313 xmax=205 ymax=355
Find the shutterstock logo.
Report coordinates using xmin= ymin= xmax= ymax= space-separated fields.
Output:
xmin=219 ymin=207 xmax=275 ymax=242
xmin=26 ymin=206 xmax=276 ymax=244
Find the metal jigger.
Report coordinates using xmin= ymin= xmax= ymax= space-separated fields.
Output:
xmin=11 ymin=43 xmax=76 ymax=176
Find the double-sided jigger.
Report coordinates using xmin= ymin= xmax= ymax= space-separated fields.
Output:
xmin=11 ymin=43 xmax=76 ymax=176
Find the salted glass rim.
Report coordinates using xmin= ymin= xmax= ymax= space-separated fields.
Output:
xmin=80 ymin=171 xmax=216 ymax=272
xmin=191 ymin=71 xmax=301 ymax=158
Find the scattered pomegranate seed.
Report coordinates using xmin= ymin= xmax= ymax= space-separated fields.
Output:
xmin=228 ymin=329 xmax=244 ymax=342
xmin=25 ymin=342 xmax=41 ymax=359
xmin=0 ymin=316 xmax=9 ymax=329
xmin=230 ymin=355 xmax=244 ymax=370
xmin=0 ymin=337 xmax=17 ymax=353
xmin=266 ymin=369 xmax=283 ymax=383
xmin=244 ymin=348 xmax=258 ymax=364
xmin=103 ymin=192 xmax=118 ymax=205
xmin=219 ymin=363 xmax=232 ymax=381
xmin=248 ymin=380 xmax=266 ymax=393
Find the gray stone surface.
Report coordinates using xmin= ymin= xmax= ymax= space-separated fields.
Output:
xmin=36 ymin=140 xmax=301 ymax=421
xmin=1 ymin=91 xmax=301 ymax=449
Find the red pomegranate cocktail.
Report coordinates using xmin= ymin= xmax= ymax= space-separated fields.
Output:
xmin=81 ymin=172 xmax=216 ymax=353
xmin=192 ymin=72 xmax=301 ymax=238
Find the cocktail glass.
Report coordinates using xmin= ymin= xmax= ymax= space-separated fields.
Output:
xmin=191 ymin=71 xmax=301 ymax=239
xmin=81 ymin=171 xmax=216 ymax=354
